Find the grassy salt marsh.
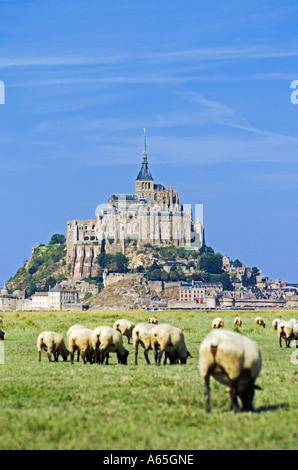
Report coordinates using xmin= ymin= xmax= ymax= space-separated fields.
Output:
xmin=0 ymin=309 xmax=297 ymax=450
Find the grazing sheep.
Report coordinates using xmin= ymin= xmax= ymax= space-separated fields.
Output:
xmin=67 ymin=324 xmax=90 ymax=362
xmin=0 ymin=328 xmax=5 ymax=340
xmin=68 ymin=327 xmax=94 ymax=364
xmin=199 ymin=329 xmax=262 ymax=413
xmin=277 ymin=321 xmax=290 ymax=348
xmin=150 ymin=323 xmax=190 ymax=366
xmin=284 ymin=320 xmax=298 ymax=348
xmin=255 ymin=317 xmax=266 ymax=328
xmin=148 ymin=317 xmax=158 ymax=324
xmin=37 ymin=331 xmax=69 ymax=362
xmin=132 ymin=322 xmax=156 ymax=365
xmin=113 ymin=319 xmax=135 ymax=344
xmin=212 ymin=317 xmax=224 ymax=329
xmin=91 ymin=326 xmax=130 ymax=365
xmin=234 ymin=317 xmax=242 ymax=328
xmin=272 ymin=319 xmax=281 ymax=331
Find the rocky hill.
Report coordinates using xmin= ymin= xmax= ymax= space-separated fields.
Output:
xmin=7 ymin=237 xmax=68 ymax=296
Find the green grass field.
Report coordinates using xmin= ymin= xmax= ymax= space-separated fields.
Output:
xmin=0 ymin=309 xmax=297 ymax=450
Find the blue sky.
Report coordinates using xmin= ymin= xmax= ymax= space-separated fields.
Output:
xmin=0 ymin=0 xmax=297 ymax=286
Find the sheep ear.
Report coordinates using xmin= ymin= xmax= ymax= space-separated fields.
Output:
xmin=254 ymin=385 xmax=263 ymax=391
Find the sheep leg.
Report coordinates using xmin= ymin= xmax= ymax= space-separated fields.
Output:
xmin=229 ymin=379 xmax=240 ymax=413
xmin=134 ymin=342 xmax=139 ymax=365
xmin=144 ymin=349 xmax=151 ymax=365
xmin=38 ymin=351 xmax=42 ymax=362
xmin=156 ymin=350 xmax=164 ymax=366
xmin=99 ymin=349 xmax=105 ymax=365
xmin=204 ymin=374 xmax=211 ymax=413
xmin=70 ymin=351 xmax=75 ymax=364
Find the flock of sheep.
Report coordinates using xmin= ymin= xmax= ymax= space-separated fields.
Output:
xmin=3 ymin=312 xmax=297 ymax=414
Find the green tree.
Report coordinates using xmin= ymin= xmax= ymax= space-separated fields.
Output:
xmin=198 ymin=252 xmax=223 ymax=274
xmin=49 ymin=234 xmax=66 ymax=244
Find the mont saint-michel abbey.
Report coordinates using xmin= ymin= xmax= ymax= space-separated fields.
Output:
xmin=66 ymin=134 xmax=204 ymax=280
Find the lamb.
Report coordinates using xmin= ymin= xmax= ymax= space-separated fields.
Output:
xmin=113 ymin=319 xmax=135 ymax=344
xmin=150 ymin=323 xmax=190 ymax=366
xmin=234 ymin=317 xmax=242 ymax=328
xmin=255 ymin=316 xmax=266 ymax=328
xmin=212 ymin=317 xmax=224 ymax=329
xmin=148 ymin=317 xmax=158 ymax=324
xmin=284 ymin=320 xmax=298 ymax=348
xmin=0 ymin=328 xmax=5 ymax=340
xmin=37 ymin=331 xmax=69 ymax=362
xmin=132 ymin=322 xmax=156 ymax=365
xmin=91 ymin=326 xmax=130 ymax=365
xmin=199 ymin=329 xmax=262 ymax=413
xmin=68 ymin=326 xmax=94 ymax=364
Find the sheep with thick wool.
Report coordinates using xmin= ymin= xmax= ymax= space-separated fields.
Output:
xmin=150 ymin=323 xmax=190 ymax=366
xmin=113 ymin=319 xmax=135 ymax=344
xmin=234 ymin=317 xmax=242 ymax=328
xmin=37 ymin=331 xmax=69 ymax=362
xmin=148 ymin=317 xmax=158 ymax=324
xmin=91 ymin=326 xmax=130 ymax=365
xmin=132 ymin=322 xmax=156 ymax=365
xmin=68 ymin=326 xmax=94 ymax=364
xmin=277 ymin=321 xmax=290 ymax=348
xmin=255 ymin=316 xmax=266 ymax=328
xmin=284 ymin=320 xmax=298 ymax=348
xmin=199 ymin=329 xmax=262 ymax=413
xmin=212 ymin=317 xmax=224 ymax=329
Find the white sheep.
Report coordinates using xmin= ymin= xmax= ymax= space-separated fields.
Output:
xmin=113 ymin=319 xmax=135 ymax=344
xmin=37 ymin=331 xmax=69 ymax=362
xmin=68 ymin=326 xmax=94 ymax=364
xmin=212 ymin=317 xmax=224 ymax=329
xmin=91 ymin=326 xmax=130 ymax=365
xmin=199 ymin=329 xmax=262 ymax=413
xmin=132 ymin=322 xmax=156 ymax=365
xmin=67 ymin=324 xmax=90 ymax=362
xmin=148 ymin=317 xmax=158 ymax=324
xmin=277 ymin=321 xmax=290 ymax=348
xmin=255 ymin=316 xmax=266 ymax=328
xmin=150 ymin=323 xmax=190 ymax=366
xmin=234 ymin=317 xmax=242 ymax=328
xmin=284 ymin=320 xmax=298 ymax=348
xmin=272 ymin=318 xmax=281 ymax=330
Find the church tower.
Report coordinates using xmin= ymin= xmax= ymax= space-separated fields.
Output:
xmin=135 ymin=129 xmax=154 ymax=199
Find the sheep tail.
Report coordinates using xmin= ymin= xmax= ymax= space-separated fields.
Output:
xmin=210 ymin=344 xmax=218 ymax=359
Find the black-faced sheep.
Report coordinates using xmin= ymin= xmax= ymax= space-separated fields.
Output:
xmin=68 ymin=326 xmax=94 ymax=364
xmin=212 ymin=317 xmax=224 ymax=329
xmin=113 ymin=319 xmax=135 ymax=344
xmin=234 ymin=317 xmax=242 ymax=328
xmin=37 ymin=331 xmax=69 ymax=362
xmin=91 ymin=326 xmax=130 ymax=365
xmin=150 ymin=323 xmax=190 ymax=366
xmin=255 ymin=316 xmax=266 ymax=328
xmin=199 ymin=329 xmax=262 ymax=413
xmin=132 ymin=322 xmax=156 ymax=365
xmin=277 ymin=321 xmax=290 ymax=348
xmin=148 ymin=317 xmax=158 ymax=324
xmin=284 ymin=320 xmax=298 ymax=348
xmin=0 ymin=328 xmax=5 ymax=340
xmin=272 ymin=319 xmax=281 ymax=331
